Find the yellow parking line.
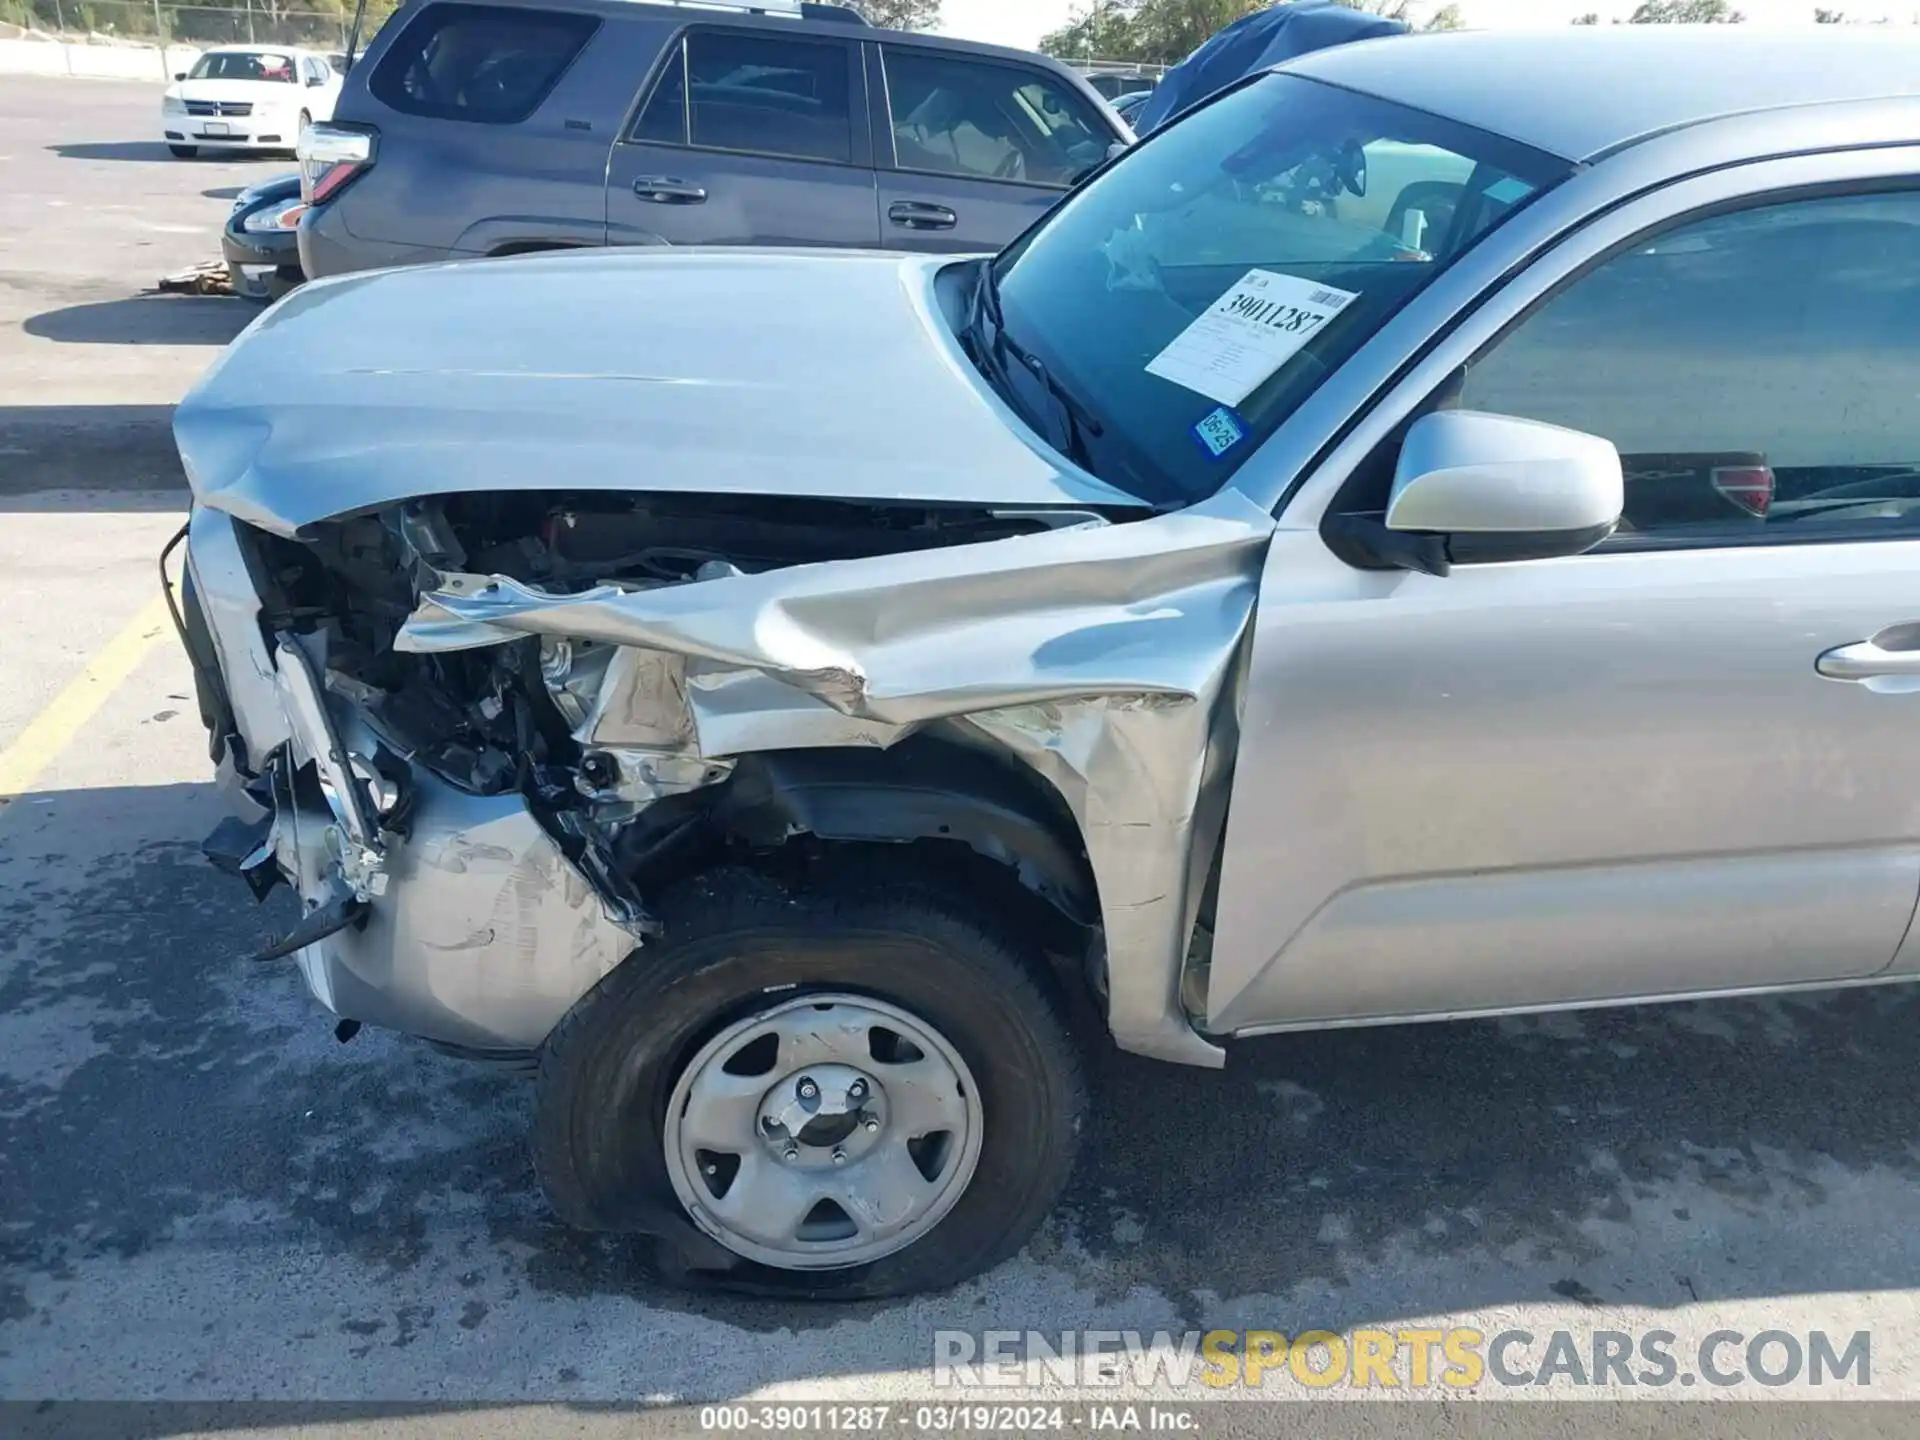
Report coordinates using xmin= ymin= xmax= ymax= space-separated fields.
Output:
xmin=0 ymin=594 xmax=174 ymax=808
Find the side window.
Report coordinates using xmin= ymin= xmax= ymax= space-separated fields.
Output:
xmin=632 ymin=40 xmax=687 ymax=145
xmin=1457 ymin=190 xmax=1920 ymax=544
xmin=882 ymin=49 xmax=1108 ymax=189
xmin=678 ymin=30 xmax=853 ymax=164
xmin=368 ymin=2 xmax=598 ymax=124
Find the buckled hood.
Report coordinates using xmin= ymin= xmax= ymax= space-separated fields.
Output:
xmin=174 ymin=248 xmax=1149 ymax=537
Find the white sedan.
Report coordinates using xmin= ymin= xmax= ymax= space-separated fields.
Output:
xmin=161 ymin=46 xmax=341 ymax=159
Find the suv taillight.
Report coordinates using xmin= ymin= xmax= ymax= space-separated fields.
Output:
xmin=1711 ymin=464 xmax=1775 ymax=519
xmin=297 ymin=123 xmax=376 ymax=205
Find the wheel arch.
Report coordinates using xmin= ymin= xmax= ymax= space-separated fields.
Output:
xmin=707 ymin=738 xmax=1101 ymax=929
xmin=614 ymin=736 xmax=1099 ymax=934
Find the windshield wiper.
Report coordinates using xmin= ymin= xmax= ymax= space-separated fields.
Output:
xmin=967 ymin=260 xmax=1105 ymax=473
xmin=1004 ymin=338 xmax=1103 ymax=473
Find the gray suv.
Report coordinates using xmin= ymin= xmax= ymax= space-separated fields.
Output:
xmin=296 ymin=0 xmax=1129 ymax=278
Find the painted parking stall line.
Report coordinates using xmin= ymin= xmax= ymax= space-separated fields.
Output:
xmin=0 ymin=593 xmax=173 ymax=813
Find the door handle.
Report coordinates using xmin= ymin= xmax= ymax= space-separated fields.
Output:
xmin=1817 ymin=638 xmax=1920 ymax=681
xmin=889 ymin=201 xmax=958 ymax=231
xmin=633 ymin=177 xmax=707 ymax=204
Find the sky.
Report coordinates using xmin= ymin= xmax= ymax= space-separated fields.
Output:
xmin=938 ymin=0 xmax=1915 ymax=51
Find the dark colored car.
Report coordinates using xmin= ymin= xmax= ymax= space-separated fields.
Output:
xmin=1082 ymin=69 xmax=1157 ymax=101
xmin=296 ymin=0 xmax=1131 ymax=279
xmin=223 ymin=173 xmax=307 ymax=303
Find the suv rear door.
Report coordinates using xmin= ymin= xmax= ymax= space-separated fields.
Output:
xmin=869 ymin=43 xmax=1116 ymax=254
xmin=606 ymin=25 xmax=878 ymax=249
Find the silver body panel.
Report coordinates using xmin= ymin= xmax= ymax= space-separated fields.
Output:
xmin=277 ymin=767 xmax=638 ymax=1052
xmin=399 ymin=492 xmax=1273 ymax=1066
xmin=177 ymin=40 xmax=1920 ymax=1066
xmin=183 ymin=506 xmax=290 ymax=767
xmin=1288 ymin=27 xmax=1920 ymax=162
xmin=173 ymin=248 xmax=1146 ymax=540
xmin=1208 ymin=137 xmax=1920 ymax=1034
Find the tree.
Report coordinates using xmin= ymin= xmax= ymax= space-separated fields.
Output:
xmin=1039 ymin=0 xmax=1145 ymax=62
xmin=1038 ymin=0 xmax=1458 ymax=68
xmin=1814 ymin=5 xmax=1845 ymax=16
xmin=1627 ymin=0 xmax=1744 ymax=19
xmin=1040 ymin=0 xmax=1265 ymax=66
xmin=1330 ymin=0 xmax=1416 ymax=17
xmin=863 ymin=0 xmax=942 ymax=30
xmin=1571 ymin=10 xmax=1601 ymax=20
xmin=1331 ymin=0 xmax=1464 ymax=27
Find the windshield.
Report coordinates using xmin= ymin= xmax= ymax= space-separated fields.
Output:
xmin=188 ymin=50 xmax=299 ymax=83
xmin=982 ymin=74 xmax=1570 ymax=507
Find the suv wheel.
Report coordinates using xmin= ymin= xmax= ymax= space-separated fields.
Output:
xmin=532 ymin=866 xmax=1086 ymax=1298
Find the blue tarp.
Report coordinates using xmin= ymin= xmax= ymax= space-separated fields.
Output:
xmin=1131 ymin=1 xmax=1409 ymax=134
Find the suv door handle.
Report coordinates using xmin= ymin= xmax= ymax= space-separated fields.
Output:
xmin=1817 ymin=638 xmax=1920 ymax=681
xmin=633 ymin=177 xmax=707 ymax=204
xmin=889 ymin=201 xmax=958 ymax=231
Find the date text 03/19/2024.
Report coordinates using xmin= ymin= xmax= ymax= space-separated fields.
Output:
xmin=697 ymin=1404 xmax=1198 ymax=1432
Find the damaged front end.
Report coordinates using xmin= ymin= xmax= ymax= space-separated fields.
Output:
xmin=168 ymin=251 xmax=1275 ymax=1069
xmin=179 ymin=484 xmax=1270 ymax=1067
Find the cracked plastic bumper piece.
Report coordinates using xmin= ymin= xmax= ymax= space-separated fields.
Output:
xmin=246 ymin=638 xmax=641 ymax=1052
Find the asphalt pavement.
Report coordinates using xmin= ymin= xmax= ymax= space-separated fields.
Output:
xmin=5 ymin=71 xmax=1920 ymax=1434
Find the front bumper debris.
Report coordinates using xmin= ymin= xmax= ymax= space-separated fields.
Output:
xmin=209 ymin=634 xmax=642 ymax=1053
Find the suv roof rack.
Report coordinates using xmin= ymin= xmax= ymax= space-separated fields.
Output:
xmin=644 ymin=0 xmax=869 ymax=22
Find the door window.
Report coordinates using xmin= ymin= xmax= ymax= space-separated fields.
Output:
xmin=636 ymin=30 xmax=855 ymax=165
xmin=188 ymin=49 xmax=300 ymax=83
xmin=632 ymin=41 xmax=688 ymax=144
xmin=882 ymin=48 xmax=1109 ymax=188
xmin=1455 ymin=190 xmax=1920 ymax=544
xmin=369 ymin=3 xmax=598 ymax=124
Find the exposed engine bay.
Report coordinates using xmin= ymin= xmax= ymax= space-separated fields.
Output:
xmin=183 ymin=483 xmax=1272 ymax=1069
xmin=242 ymin=491 xmax=1056 ymax=799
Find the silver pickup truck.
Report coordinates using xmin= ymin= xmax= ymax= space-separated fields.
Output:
xmin=170 ymin=28 xmax=1920 ymax=1298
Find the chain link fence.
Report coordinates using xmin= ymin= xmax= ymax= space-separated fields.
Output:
xmin=0 ymin=0 xmax=395 ymax=55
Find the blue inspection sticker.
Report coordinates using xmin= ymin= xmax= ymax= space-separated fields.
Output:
xmin=1482 ymin=175 xmax=1533 ymax=206
xmin=1192 ymin=406 xmax=1247 ymax=459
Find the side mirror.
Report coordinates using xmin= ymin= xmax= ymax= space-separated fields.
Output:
xmin=1326 ymin=410 xmax=1622 ymax=576
xmin=307 ymin=74 xmax=325 ymax=86
xmin=174 ymin=71 xmax=187 ymax=80
xmin=1106 ymin=140 xmax=1131 ymax=163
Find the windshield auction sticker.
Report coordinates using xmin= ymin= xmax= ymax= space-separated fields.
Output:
xmin=1146 ymin=269 xmax=1358 ymax=407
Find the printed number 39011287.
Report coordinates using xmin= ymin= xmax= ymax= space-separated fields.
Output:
xmin=1226 ymin=291 xmax=1337 ymax=335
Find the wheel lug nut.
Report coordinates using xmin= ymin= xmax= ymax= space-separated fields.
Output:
xmin=832 ymin=1147 xmax=847 ymax=1165
xmin=863 ymin=1116 xmax=880 ymax=1133
xmin=796 ymin=1077 xmax=819 ymax=1102
xmin=848 ymin=1079 xmax=867 ymax=1101
xmin=784 ymin=1145 xmax=799 ymax=1161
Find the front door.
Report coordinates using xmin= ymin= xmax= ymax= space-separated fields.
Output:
xmin=1209 ymin=179 xmax=1920 ymax=1035
xmin=869 ymin=44 xmax=1113 ymax=254
xmin=606 ymin=26 xmax=878 ymax=250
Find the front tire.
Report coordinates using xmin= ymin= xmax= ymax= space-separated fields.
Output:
xmin=533 ymin=866 xmax=1086 ymax=1298
xmin=168 ymin=144 xmax=197 ymax=158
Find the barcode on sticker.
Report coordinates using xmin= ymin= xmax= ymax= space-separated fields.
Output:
xmin=1307 ymin=288 xmax=1342 ymax=306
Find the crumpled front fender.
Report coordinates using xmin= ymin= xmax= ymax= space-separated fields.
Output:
xmin=396 ymin=490 xmax=1277 ymax=1068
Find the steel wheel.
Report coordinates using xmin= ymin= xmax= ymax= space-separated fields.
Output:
xmin=662 ymin=993 xmax=984 ymax=1271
